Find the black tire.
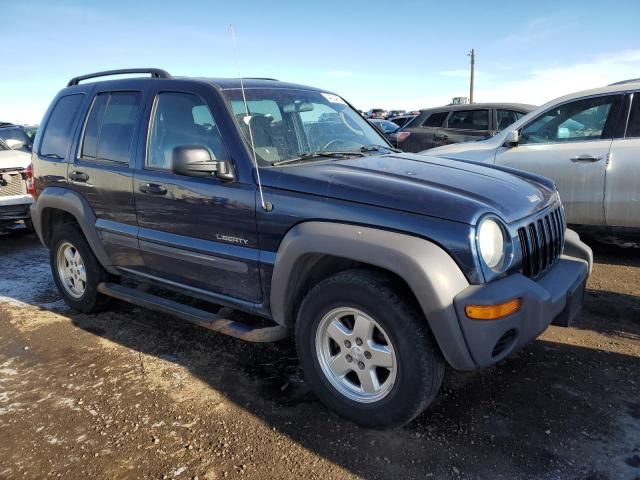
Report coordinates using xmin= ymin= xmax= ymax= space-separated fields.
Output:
xmin=295 ymin=269 xmax=444 ymax=429
xmin=49 ymin=224 xmax=111 ymax=313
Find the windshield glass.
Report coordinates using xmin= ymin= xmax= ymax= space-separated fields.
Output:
xmin=222 ymin=88 xmax=389 ymax=165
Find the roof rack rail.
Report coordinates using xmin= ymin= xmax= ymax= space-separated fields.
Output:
xmin=243 ymin=77 xmax=279 ymax=81
xmin=609 ymin=78 xmax=640 ymax=86
xmin=67 ymin=68 xmax=171 ymax=87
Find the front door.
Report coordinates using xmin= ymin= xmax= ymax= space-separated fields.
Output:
xmin=494 ymin=94 xmax=623 ymax=226
xmin=133 ymin=88 xmax=261 ymax=302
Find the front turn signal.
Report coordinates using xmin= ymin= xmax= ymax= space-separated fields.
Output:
xmin=465 ymin=298 xmax=522 ymax=320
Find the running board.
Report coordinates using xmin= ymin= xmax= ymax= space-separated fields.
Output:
xmin=97 ymin=282 xmax=289 ymax=342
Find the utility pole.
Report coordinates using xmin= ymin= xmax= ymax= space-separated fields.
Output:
xmin=468 ymin=48 xmax=475 ymax=104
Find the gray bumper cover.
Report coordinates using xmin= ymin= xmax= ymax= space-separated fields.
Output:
xmin=452 ymin=234 xmax=591 ymax=368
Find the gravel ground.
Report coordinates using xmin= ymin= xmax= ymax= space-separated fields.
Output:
xmin=0 ymin=228 xmax=638 ymax=480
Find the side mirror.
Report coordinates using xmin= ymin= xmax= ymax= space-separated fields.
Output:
xmin=503 ymin=130 xmax=519 ymax=148
xmin=172 ymin=145 xmax=234 ymax=181
xmin=5 ymin=138 xmax=26 ymax=150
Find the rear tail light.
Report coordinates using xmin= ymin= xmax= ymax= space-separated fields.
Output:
xmin=25 ymin=163 xmax=37 ymax=198
xmin=391 ymin=131 xmax=411 ymax=143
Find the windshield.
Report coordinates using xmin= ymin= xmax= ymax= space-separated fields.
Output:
xmin=222 ymin=88 xmax=389 ymax=165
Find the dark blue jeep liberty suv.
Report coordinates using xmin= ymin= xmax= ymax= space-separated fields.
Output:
xmin=30 ymin=69 xmax=592 ymax=428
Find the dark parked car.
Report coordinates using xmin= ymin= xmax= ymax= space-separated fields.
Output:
xmin=0 ymin=122 xmax=33 ymax=152
xmin=393 ymin=103 xmax=535 ymax=152
xmin=365 ymin=108 xmax=386 ymax=119
xmin=385 ymin=110 xmax=405 ymax=119
xmin=389 ymin=114 xmax=416 ymax=128
xmin=369 ymin=118 xmax=400 ymax=143
xmin=31 ymin=69 xmax=591 ymax=429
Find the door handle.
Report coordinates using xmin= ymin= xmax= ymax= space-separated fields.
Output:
xmin=434 ymin=134 xmax=449 ymax=140
xmin=570 ymin=155 xmax=603 ymax=163
xmin=139 ymin=183 xmax=168 ymax=195
xmin=69 ymin=170 xmax=89 ymax=182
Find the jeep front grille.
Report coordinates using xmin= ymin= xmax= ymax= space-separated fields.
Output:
xmin=517 ymin=206 xmax=565 ymax=278
xmin=0 ymin=172 xmax=27 ymax=197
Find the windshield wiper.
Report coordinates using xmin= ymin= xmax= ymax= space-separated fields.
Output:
xmin=42 ymin=153 xmax=64 ymax=160
xmin=360 ymin=144 xmax=401 ymax=153
xmin=273 ymin=150 xmax=365 ymax=166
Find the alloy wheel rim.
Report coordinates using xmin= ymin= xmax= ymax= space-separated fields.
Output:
xmin=56 ymin=241 xmax=87 ymax=299
xmin=315 ymin=307 xmax=397 ymax=403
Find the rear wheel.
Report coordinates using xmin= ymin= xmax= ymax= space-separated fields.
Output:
xmin=295 ymin=269 xmax=444 ymax=429
xmin=49 ymin=224 xmax=111 ymax=313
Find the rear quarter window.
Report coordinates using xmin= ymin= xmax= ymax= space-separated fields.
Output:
xmin=40 ymin=94 xmax=84 ymax=159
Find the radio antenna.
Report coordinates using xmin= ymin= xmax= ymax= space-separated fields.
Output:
xmin=230 ymin=24 xmax=271 ymax=212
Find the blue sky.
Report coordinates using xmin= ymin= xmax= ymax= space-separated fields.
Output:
xmin=3 ymin=0 xmax=640 ymax=123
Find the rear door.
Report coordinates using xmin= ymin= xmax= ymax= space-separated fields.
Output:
xmin=67 ymin=89 xmax=145 ymax=268
xmin=438 ymin=108 xmax=490 ymax=147
xmin=494 ymin=94 xmax=623 ymax=226
xmin=605 ymin=92 xmax=640 ymax=227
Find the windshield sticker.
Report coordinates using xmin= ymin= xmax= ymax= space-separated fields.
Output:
xmin=321 ymin=93 xmax=346 ymax=104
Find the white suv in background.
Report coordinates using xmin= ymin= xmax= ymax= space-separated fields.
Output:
xmin=425 ymin=80 xmax=640 ymax=229
xmin=0 ymin=139 xmax=34 ymax=230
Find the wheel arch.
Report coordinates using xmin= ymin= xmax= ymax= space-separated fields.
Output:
xmin=269 ymin=221 xmax=477 ymax=370
xmin=31 ymin=187 xmax=118 ymax=274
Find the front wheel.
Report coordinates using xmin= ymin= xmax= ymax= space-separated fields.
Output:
xmin=295 ymin=269 xmax=444 ymax=429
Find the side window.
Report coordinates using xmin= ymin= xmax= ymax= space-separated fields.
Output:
xmin=496 ymin=109 xmax=525 ymax=131
xmin=626 ymin=94 xmax=640 ymax=138
xmin=81 ymin=92 xmax=141 ymax=163
xmin=147 ymin=92 xmax=229 ymax=170
xmin=40 ymin=94 xmax=84 ymax=159
xmin=446 ymin=110 xmax=489 ymax=130
xmin=521 ymin=95 xmax=619 ymax=145
xmin=421 ymin=111 xmax=448 ymax=127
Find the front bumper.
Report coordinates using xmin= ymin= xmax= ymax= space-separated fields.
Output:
xmin=452 ymin=231 xmax=591 ymax=368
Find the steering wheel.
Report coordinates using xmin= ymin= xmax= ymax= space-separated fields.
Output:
xmin=339 ymin=111 xmax=363 ymax=135
xmin=321 ymin=139 xmax=349 ymax=151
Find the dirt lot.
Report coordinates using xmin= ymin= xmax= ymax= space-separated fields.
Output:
xmin=0 ymin=228 xmax=639 ymax=480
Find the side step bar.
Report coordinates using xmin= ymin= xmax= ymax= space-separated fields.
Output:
xmin=97 ymin=282 xmax=289 ymax=343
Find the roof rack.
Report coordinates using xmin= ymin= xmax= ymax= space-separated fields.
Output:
xmin=243 ymin=77 xmax=279 ymax=81
xmin=67 ymin=68 xmax=171 ymax=87
xmin=609 ymin=78 xmax=640 ymax=86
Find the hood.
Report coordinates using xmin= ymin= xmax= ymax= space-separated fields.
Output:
xmin=0 ymin=149 xmax=31 ymax=171
xmin=260 ymin=153 xmax=557 ymax=225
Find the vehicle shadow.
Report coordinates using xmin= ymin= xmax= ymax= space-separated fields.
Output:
xmin=577 ymin=289 xmax=640 ymax=339
xmin=62 ymin=298 xmax=640 ymax=480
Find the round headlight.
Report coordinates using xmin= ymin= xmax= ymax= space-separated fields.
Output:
xmin=477 ymin=217 xmax=506 ymax=271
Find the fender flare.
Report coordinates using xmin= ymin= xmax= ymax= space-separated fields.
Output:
xmin=31 ymin=187 xmax=118 ymax=274
xmin=269 ymin=221 xmax=476 ymax=370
